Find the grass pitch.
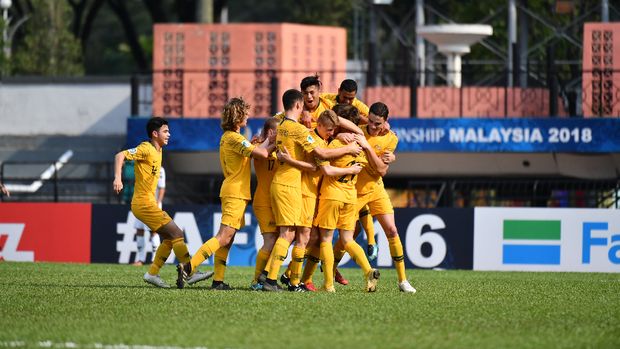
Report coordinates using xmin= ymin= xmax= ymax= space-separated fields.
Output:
xmin=0 ymin=262 xmax=619 ymax=349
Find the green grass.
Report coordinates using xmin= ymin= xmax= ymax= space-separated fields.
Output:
xmin=0 ymin=262 xmax=619 ymax=349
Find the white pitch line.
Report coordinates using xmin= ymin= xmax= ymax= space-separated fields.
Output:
xmin=4 ymin=150 xmax=73 ymax=193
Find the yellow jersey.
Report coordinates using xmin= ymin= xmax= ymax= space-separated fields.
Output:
xmin=123 ymin=141 xmax=162 ymax=205
xmin=355 ymin=125 xmax=398 ymax=195
xmin=253 ymin=151 xmax=278 ymax=207
xmin=306 ymin=97 xmax=335 ymax=129
xmin=272 ymin=118 xmax=319 ymax=188
xmin=301 ymin=129 xmax=328 ymax=198
xmin=321 ymin=92 xmax=369 ymax=117
xmin=319 ymin=139 xmax=368 ymax=204
xmin=219 ymin=131 xmax=256 ymax=200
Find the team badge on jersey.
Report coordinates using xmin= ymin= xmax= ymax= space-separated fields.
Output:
xmin=128 ymin=148 xmax=137 ymax=154
xmin=241 ymin=140 xmax=251 ymax=148
xmin=307 ymin=135 xmax=315 ymax=144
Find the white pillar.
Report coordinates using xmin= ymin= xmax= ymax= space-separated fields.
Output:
xmin=507 ymin=0 xmax=517 ymax=87
xmin=416 ymin=0 xmax=425 ymax=86
xmin=447 ymin=53 xmax=462 ymax=88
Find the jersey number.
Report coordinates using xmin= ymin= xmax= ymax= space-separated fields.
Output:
xmin=337 ymin=161 xmax=358 ymax=183
xmin=267 ymin=159 xmax=275 ymax=171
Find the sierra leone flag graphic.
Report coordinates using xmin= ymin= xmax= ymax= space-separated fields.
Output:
xmin=502 ymin=220 xmax=561 ymax=265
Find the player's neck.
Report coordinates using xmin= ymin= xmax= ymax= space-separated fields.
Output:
xmin=284 ymin=111 xmax=299 ymax=122
xmin=150 ymin=139 xmax=162 ymax=151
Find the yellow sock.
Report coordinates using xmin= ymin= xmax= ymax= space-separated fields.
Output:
xmin=148 ymin=239 xmax=172 ymax=275
xmin=266 ymin=238 xmax=291 ymax=280
xmin=285 ymin=264 xmax=292 ymax=278
xmin=289 ymin=246 xmax=305 ymax=286
xmin=301 ymin=246 xmax=320 ymax=284
xmin=389 ymin=236 xmax=407 ymax=282
xmin=171 ymin=237 xmax=190 ymax=264
xmin=332 ymin=238 xmax=347 ymax=273
xmin=253 ymin=249 xmax=270 ymax=283
xmin=360 ymin=209 xmax=376 ymax=245
xmin=320 ymin=242 xmax=334 ymax=289
xmin=344 ymin=240 xmax=371 ymax=275
xmin=190 ymin=237 xmax=220 ymax=270
xmin=213 ymin=246 xmax=230 ymax=282
xmin=263 ymin=249 xmax=274 ymax=274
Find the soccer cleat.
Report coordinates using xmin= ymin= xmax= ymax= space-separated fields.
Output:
xmin=211 ymin=281 xmax=232 ymax=290
xmin=257 ymin=272 xmax=267 ymax=285
xmin=367 ymin=244 xmax=378 ymax=261
xmin=132 ymin=261 xmax=144 ymax=266
xmin=334 ymin=268 xmax=349 ymax=285
xmin=288 ymin=284 xmax=307 ymax=292
xmin=398 ymin=280 xmax=417 ymax=293
xmin=280 ymin=273 xmax=291 ymax=287
xmin=176 ymin=263 xmax=191 ymax=289
xmin=365 ymin=268 xmax=380 ymax=292
xmin=143 ymin=272 xmax=170 ymax=288
xmin=250 ymin=282 xmax=264 ymax=291
xmin=262 ymin=281 xmax=283 ymax=292
xmin=304 ymin=282 xmax=317 ymax=292
xmin=187 ymin=270 xmax=214 ymax=285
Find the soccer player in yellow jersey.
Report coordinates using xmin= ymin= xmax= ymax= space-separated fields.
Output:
xmin=178 ymin=97 xmax=274 ymax=289
xmin=262 ymin=89 xmax=363 ymax=292
xmin=114 ymin=117 xmax=210 ymax=289
xmin=298 ymin=74 xmax=335 ymax=129
xmin=314 ymin=109 xmax=380 ymax=293
xmin=354 ymin=102 xmax=416 ymax=293
xmin=250 ymin=117 xmax=279 ymax=290
xmin=274 ymin=110 xmax=364 ymax=292
xmin=321 ymin=79 xmax=370 ymax=124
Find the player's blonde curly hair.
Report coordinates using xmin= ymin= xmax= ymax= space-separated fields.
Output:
xmin=221 ymin=97 xmax=251 ymax=131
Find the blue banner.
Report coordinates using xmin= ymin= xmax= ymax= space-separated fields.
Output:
xmin=127 ymin=117 xmax=620 ymax=153
xmin=91 ymin=204 xmax=474 ymax=270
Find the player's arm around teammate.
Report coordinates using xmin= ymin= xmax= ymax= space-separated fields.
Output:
xmin=178 ymin=98 xmax=274 ymax=289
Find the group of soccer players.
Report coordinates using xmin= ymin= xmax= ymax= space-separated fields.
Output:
xmin=114 ymin=76 xmax=416 ymax=293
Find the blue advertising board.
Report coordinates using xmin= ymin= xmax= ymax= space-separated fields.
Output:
xmin=127 ymin=117 xmax=620 ymax=153
xmin=90 ymin=204 xmax=474 ymax=270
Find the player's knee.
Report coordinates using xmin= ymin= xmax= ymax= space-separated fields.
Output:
xmin=384 ymin=226 xmax=398 ymax=238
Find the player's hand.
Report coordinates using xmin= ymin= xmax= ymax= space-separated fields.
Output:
xmin=367 ymin=244 xmax=378 ymax=261
xmin=276 ymin=146 xmax=292 ymax=163
xmin=379 ymin=121 xmax=391 ymax=136
xmin=336 ymin=132 xmax=355 ymax=144
xmin=381 ymin=151 xmax=396 ymax=164
xmin=113 ymin=178 xmax=124 ymax=194
xmin=354 ymin=134 xmax=371 ymax=150
xmin=300 ymin=111 xmax=312 ymax=129
xmin=345 ymin=142 xmax=362 ymax=156
xmin=349 ymin=163 xmax=363 ymax=175
xmin=250 ymin=134 xmax=262 ymax=145
xmin=0 ymin=183 xmax=9 ymax=197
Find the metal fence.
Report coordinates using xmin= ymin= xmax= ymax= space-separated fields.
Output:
xmin=131 ymin=67 xmax=620 ymax=119
xmin=2 ymin=161 xmax=618 ymax=209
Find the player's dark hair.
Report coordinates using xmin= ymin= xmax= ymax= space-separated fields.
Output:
xmin=339 ymin=79 xmax=358 ymax=93
xmin=300 ymin=74 xmax=321 ymax=91
xmin=282 ymin=89 xmax=303 ymax=111
xmin=369 ymin=102 xmax=389 ymax=120
xmin=146 ymin=117 xmax=168 ymax=138
xmin=332 ymin=103 xmax=360 ymax=125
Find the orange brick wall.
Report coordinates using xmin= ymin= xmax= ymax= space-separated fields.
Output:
xmin=582 ymin=22 xmax=620 ymax=117
xmin=152 ymin=23 xmax=346 ymax=118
